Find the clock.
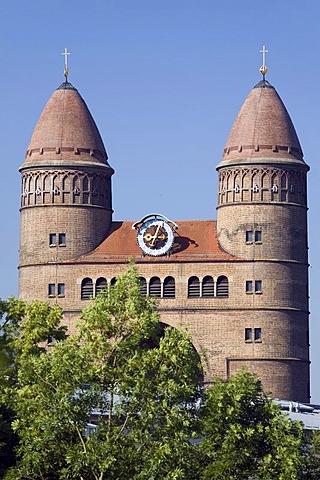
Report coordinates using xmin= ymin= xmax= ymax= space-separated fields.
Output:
xmin=134 ymin=215 xmax=177 ymax=257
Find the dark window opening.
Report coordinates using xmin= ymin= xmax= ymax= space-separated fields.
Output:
xmin=49 ymin=233 xmax=56 ymax=246
xmin=81 ymin=278 xmax=93 ymax=300
xmin=202 ymin=276 xmax=214 ymax=297
xmin=246 ymin=230 xmax=262 ymax=243
xmin=95 ymin=277 xmax=107 ymax=296
xmin=246 ymin=231 xmax=253 ymax=242
xmin=255 ymin=280 xmax=262 ymax=293
xmin=163 ymin=276 xmax=175 ymax=298
xmin=110 ymin=277 xmax=117 ymax=286
xmin=188 ymin=276 xmax=200 ymax=298
xmin=58 ymin=233 xmax=66 ymax=246
xmin=57 ymin=283 xmax=65 ymax=297
xmin=246 ymin=281 xmax=253 ymax=293
xmin=245 ymin=328 xmax=252 ymax=342
xmin=254 ymin=328 xmax=262 ymax=341
xmin=48 ymin=283 xmax=55 ymax=296
xmin=216 ymin=276 xmax=228 ymax=297
xmin=245 ymin=327 xmax=262 ymax=343
xmin=255 ymin=230 xmax=262 ymax=242
xmin=139 ymin=277 xmax=147 ymax=296
xmin=149 ymin=277 xmax=161 ymax=297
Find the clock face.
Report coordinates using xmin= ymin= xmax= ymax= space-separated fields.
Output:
xmin=137 ymin=219 xmax=174 ymax=256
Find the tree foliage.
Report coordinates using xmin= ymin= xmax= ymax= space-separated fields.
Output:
xmin=200 ymin=371 xmax=305 ymax=479
xmin=1 ymin=267 xmax=202 ymax=480
xmin=0 ymin=266 xmax=318 ymax=479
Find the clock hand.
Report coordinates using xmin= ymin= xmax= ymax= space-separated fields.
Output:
xmin=143 ymin=222 xmax=165 ymax=246
xmin=144 ymin=233 xmax=166 ymax=242
xmin=149 ymin=223 xmax=162 ymax=246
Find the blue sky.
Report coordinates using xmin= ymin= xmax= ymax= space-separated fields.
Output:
xmin=1 ymin=0 xmax=319 ymax=400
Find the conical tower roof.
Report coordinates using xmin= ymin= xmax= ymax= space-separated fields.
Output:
xmin=217 ymin=79 xmax=307 ymax=169
xmin=21 ymin=81 xmax=113 ymax=171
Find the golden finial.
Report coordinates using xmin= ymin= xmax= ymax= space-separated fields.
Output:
xmin=62 ymin=48 xmax=70 ymax=81
xmin=259 ymin=45 xmax=268 ymax=78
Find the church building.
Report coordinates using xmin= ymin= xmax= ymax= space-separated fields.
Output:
xmin=18 ymin=53 xmax=310 ymax=402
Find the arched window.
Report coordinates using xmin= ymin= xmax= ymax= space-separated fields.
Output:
xmin=216 ymin=276 xmax=229 ymax=297
xmin=188 ymin=276 xmax=200 ymax=298
xmin=43 ymin=174 xmax=51 ymax=204
xmin=163 ymin=276 xmax=175 ymax=298
xmin=149 ymin=277 xmax=161 ymax=297
xmin=110 ymin=277 xmax=117 ymax=286
xmin=202 ymin=276 xmax=214 ymax=297
xmin=83 ymin=175 xmax=90 ymax=204
xmin=95 ymin=277 xmax=107 ymax=296
xmin=81 ymin=278 xmax=93 ymax=300
xmin=139 ymin=277 xmax=147 ymax=296
xmin=72 ymin=175 xmax=81 ymax=203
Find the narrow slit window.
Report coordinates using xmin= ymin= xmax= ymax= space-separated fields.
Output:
xmin=49 ymin=233 xmax=56 ymax=246
xmin=255 ymin=280 xmax=262 ymax=293
xmin=254 ymin=328 xmax=262 ymax=342
xmin=255 ymin=230 xmax=262 ymax=242
xmin=246 ymin=281 xmax=253 ymax=293
xmin=57 ymin=283 xmax=65 ymax=297
xmin=58 ymin=233 xmax=66 ymax=246
xmin=246 ymin=231 xmax=253 ymax=242
xmin=48 ymin=283 xmax=55 ymax=296
xmin=245 ymin=328 xmax=252 ymax=342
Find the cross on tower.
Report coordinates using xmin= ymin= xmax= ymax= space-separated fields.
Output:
xmin=62 ymin=48 xmax=70 ymax=81
xmin=259 ymin=45 xmax=268 ymax=78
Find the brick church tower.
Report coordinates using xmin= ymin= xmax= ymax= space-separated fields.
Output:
xmin=18 ymin=59 xmax=310 ymax=402
xmin=19 ymin=80 xmax=114 ymax=300
xmin=216 ymin=78 xmax=310 ymax=400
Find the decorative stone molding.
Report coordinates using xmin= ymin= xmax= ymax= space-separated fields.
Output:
xmin=218 ymin=167 xmax=307 ymax=206
xmin=26 ymin=146 xmax=108 ymax=161
xmin=20 ymin=170 xmax=112 ymax=208
xmin=223 ymin=144 xmax=303 ymax=158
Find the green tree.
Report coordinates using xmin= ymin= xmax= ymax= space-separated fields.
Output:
xmin=301 ymin=430 xmax=320 ymax=479
xmin=200 ymin=370 xmax=305 ymax=480
xmin=1 ymin=267 xmax=202 ymax=480
xmin=0 ymin=299 xmax=19 ymax=476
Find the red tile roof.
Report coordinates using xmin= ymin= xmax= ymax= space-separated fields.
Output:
xmin=22 ymin=82 xmax=113 ymax=171
xmin=218 ymin=80 xmax=306 ymax=168
xmin=67 ymin=220 xmax=239 ymax=264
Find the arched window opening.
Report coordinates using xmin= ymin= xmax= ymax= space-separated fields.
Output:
xmin=163 ymin=276 xmax=175 ymax=298
xmin=202 ymin=276 xmax=214 ymax=298
xmin=216 ymin=276 xmax=229 ymax=297
xmin=95 ymin=277 xmax=107 ymax=296
xmin=34 ymin=175 xmax=41 ymax=204
xmin=110 ymin=277 xmax=117 ymax=286
xmin=81 ymin=278 xmax=93 ymax=300
xmin=72 ymin=176 xmax=81 ymax=204
xmin=139 ymin=277 xmax=147 ymax=296
xmin=62 ymin=174 xmax=71 ymax=204
xmin=149 ymin=277 xmax=161 ymax=297
xmin=43 ymin=174 xmax=51 ymax=204
xmin=83 ymin=175 xmax=90 ymax=204
xmin=188 ymin=276 xmax=200 ymax=298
